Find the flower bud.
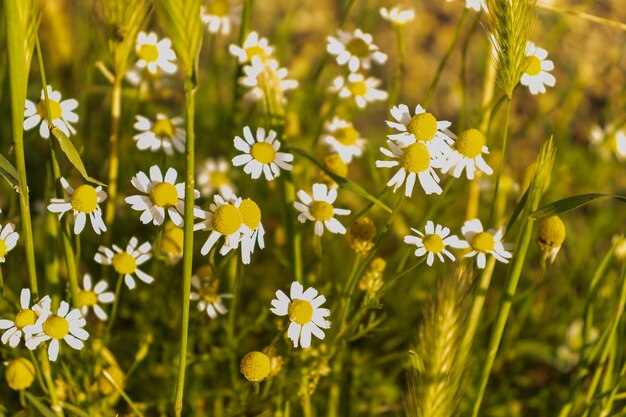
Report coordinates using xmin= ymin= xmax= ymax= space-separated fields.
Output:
xmin=240 ymin=351 xmax=271 ymax=382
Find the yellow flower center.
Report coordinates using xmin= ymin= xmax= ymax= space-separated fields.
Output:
xmin=288 ymin=299 xmax=313 ymax=325
xmin=36 ymin=99 xmax=63 ymax=120
xmin=348 ymin=80 xmax=367 ymax=96
xmin=407 ymin=112 xmax=438 ymax=142
xmin=240 ymin=351 xmax=271 ymax=382
xmin=322 ymin=154 xmax=349 ymax=180
xmin=152 ymin=118 xmax=176 ymax=138
xmin=198 ymin=285 xmax=220 ymax=303
xmin=70 ymin=185 xmax=99 ymax=213
xmin=246 ymin=45 xmax=267 ymax=60
xmin=43 ymin=315 xmax=70 ymax=340
xmin=209 ymin=171 xmax=230 ymax=187
xmin=161 ymin=221 xmax=184 ymax=259
xmin=208 ymin=0 xmax=230 ymax=16
xmin=525 ymin=56 xmax=542 ymax=76
xmin=6 ymin=358 xmax=35 ymax=391
xmin=78 ymin=290 xmax=98 ymax=307
xmin=309 ymin=201 xmax=334 ymax=222
xmin=334 ymin=125 xmax=359 ymax=146
xmin=14 ymin=309 xmax=36 ymax=330
xmin=150 ymin=182 xmax=179 ymax=208
xmin=0 ymin=239 xmax=7 ymax=258
xmin=250 ymin=142 xmax=276 ymax=164
xmin=454 ymin=129 xmax=486 ymax=159
xmin=112 ymin=252 xmax=137 ymax=275
xmin=471 ymin=232 xmax=495 ymax=253
xmin=422 ymin=234 xmax=444 ymax=254
xmin=400 ymin=142 xmax=431 ymax=173
xmin=137 ymin=44 xmax=159 ymax=63
xmin=239 ymin=199 xmax=261 ymax=230
xmin=212 ymin=204 xmax=243 ymax=236
xmin=346 ymin=37 xmax=370 ymax=58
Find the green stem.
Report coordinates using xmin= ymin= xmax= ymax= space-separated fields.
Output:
xmin=423 ymin=9 xmax=468 ymax=107
xmin=461 ymin=257 xmax=496 ymax=352
xmin=104 ymin=273 xmax=124 ymax=342
xmin=174 ymin=80 xmax=197 ymax=417
xmin=388 ymin=24 xmax=406 ymax=109
xmin=104 ymin=76 xmax=123 ymax=245
xmin=39 ymin=350 xmax=63 ymax=417
xmin=228 ymin=258 xmax=243 ymax=389
xmin=282 ymin=173 xmax=302 ymax=283
xmin=489 ymin=97 xmax=512 ymax=224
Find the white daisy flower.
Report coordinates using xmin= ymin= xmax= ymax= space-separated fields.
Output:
xmin=441 ymin=128 xmax=493 ymax=179
xmin=232 ymin=126 xmax=293 ymax=181
xmin=376 ymin=140 xmax=444 ymax=196
xmin=47 ymin=178 xmax=107 ymax=235
xmin=24 ymin=86 xmax=78 ymax=140
xmin=380 ymin=6 xmax=416 ymax=25
xmin=386 ymin=104 xmax=453 ymax=158
xmin=270 ymin=281 xmax=331 ymax=349
xmin=220 ymin=197 xmax=265 ymax=265
xmin=589 ymin=124 xmax=626 ymax=162
xmin=229 ymin=31 xmax=273 ymax=64
xmin=25 ymin=301 xmax=89 ymax=362
xmin=195 ymin=194 xmax=246 ymax=256
xmin=326 ymin=29 xmax=387 ymax=73
xmin=466 ymin=0 xmax=488 ymax=12
xmin=135 ymin=31 xmax=177 ymax=75
xmin=331 ymin=73 xmax=388 ymax=109
xmin=404 ymin=221 xmax=469 ymax=266
xmin=462 ymin=219 xmax=513 ymax=269
xmin=190 ymin=276 xmax=232 ymax=319
xmin=78 ymin=273 xmax=114 ymax=321
xmin=321 ymin=117 xmax=366 ymax=163
xmin=125 ymin=166 xmax=202 ymax=227
xmin=133 ymin=114 xmax=186 ymax=155
xmin=521 ymin=41 xmax=555 ymax=95
xmin=196 ymin=157 xmax=237 ymax=198
xmin=0 ymin=223 xmax=19 ymax=263
xmin=294 ymin=183 xmax=351 ymax=236
xmin=0 ymin=289 xmax=51 ymax=348
xmin=201 ymin=0 xmax=242 ymax=36
xmin=240 ymin=57 xmax=299 ymax=103
xmin=94 ymin=237 xmax=153 ymax=290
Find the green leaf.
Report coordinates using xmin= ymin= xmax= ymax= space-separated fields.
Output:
xmin=530 ymin=193 xmax=626 ymax=220
xmin=23 ymin=392 xmax=58 ymax=417
xmin=289 ymin=147 xmax=392 ymax=213
xmin=51 ymin=126 xmax=105 ymax=186
xmin=0 ymin=152 xmax=19 ymax=189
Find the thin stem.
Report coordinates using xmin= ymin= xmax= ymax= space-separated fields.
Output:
xmin=103 ymin=369 xmax=146 ymax=417
xmin=39 ymin=350 xmax=63 ymax=417
xmin=0 ymin=267 xmax=4 ymax=297
xmin=282 ymin=173 xmax=302 ymax=283
xmin=489 ymin=97 xmax=512 ymax=224
xmin=104 ymin=76 xmax=123 ymax=245
xmin=228 ymin=258 xmax=243 ymax=389
xmin=105 ymin=273 xmax=124 ymax=342
xmin=174 ymin=80 xmax=197 ymax=417
xmin=388 ymin=23 xmax=406 ymax=109
xmin=423 ymin=9 xmax=468 ymax=107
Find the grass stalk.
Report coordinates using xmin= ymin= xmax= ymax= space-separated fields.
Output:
xmin=104 ymin=76 xmax=123 ymax=243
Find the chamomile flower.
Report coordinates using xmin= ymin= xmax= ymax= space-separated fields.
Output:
xmin=229 ymin=31 xmax=273 ymax=64
xmin=270 ymin=281 xmax=331 ymax=349
xmin=232 ymin=126 xmax=293 ymax=181
xmin=135 ymin=32 xmax=177 ymax=75
xmin=23 ymin=86 xmax=78 ymax=140
xmin=190 ymin=276 xmax=232 ymax=319
xmin=25 ymin=301 xmax=89 ymax=362
xmin=376 ymin=140 xmax=444 ymax=196
xmin=521 ymin=42 xmax=555 ymax=95
xmin=441 ymin=129 xmax=493 ymax=179
xmin=47 ymin=178 xmax=107 ymax=235
xmin=379 ymin=6 xmax=415 ymax=25
xmin=404 ymin=221 xmax=468 ymax=266
xmin=133 ymin=114 xmax=186 ymax=155
xmin=0 ymin=223 xmax=19 ymax=263
xmin=94 ymin=238 xmax=153 ymax=290
xmin=331 ymin=73 xmax=388 ymax=109
xmin=462 ymin=219 xmax=513 ymax=269
xmin=589 ymin=124 xmax=626 ymax=161
xmin=386 ymin=104 xmax=453 ymax=158
xmin=0 ymin=289 xmax=50 ymax=348
xmin=321 ymin=117 xmax=366 ymax=163
xmin=220 ymin=197 xmax=265 ymax=264
xmin=240 ymin=57 xmax=299 ymax=103
xmin=125 ymin=166 xmax=201 ymax=227
xmin=466 ymin=0 xmax=488 ymax=12
xmin=78 ymin=274 xmax=114 ymax=321
xmin=195 ymin=194 xmax=245 ymax=256
xmin=294 ymin=183 xmax=351 ymax=236
xmin=201 ymin=0 xmax=242 ymax=35
xmin=196 ymin=157 xmax=237 ymax=198
xmin=326 ymin=29 xmax=387 ymax=73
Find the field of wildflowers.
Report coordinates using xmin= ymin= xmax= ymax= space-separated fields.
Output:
xmin=0 ymin=0 xmax=626 ymax=416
